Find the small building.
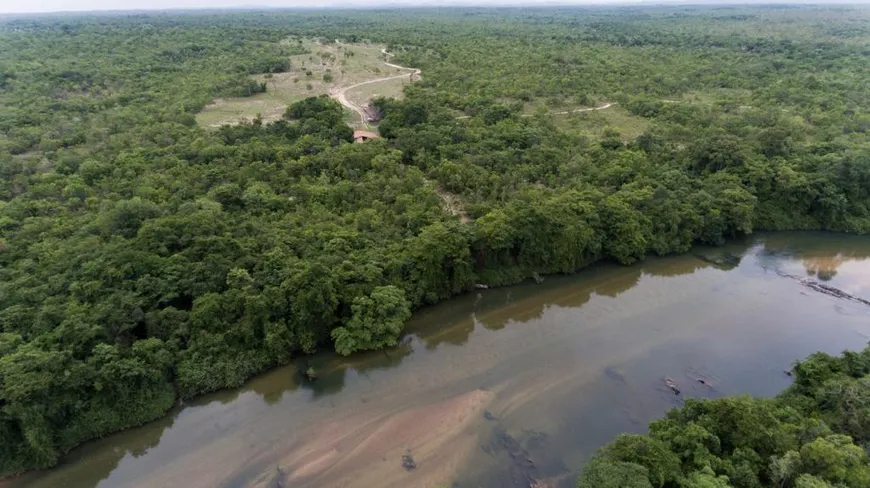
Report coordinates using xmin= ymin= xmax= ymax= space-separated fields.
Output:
xmin=353 ymin=130 xmax=380 ymax=143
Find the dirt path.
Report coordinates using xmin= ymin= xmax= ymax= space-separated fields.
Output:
xmin=330 ymin=45 xmax=420 ymax=126
xmin=454 ymin=102 xmax=615 ymax=120
xmin=529 ymin=102 xmax=614 ymax=116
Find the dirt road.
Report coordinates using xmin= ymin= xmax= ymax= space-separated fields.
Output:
xmin=534 ymin=102 xmax=614 ymax=116
xmin=454 ymin=102 xmax=615 ymax=120
xmin=330 ymin=46 xmax=421 ymax=125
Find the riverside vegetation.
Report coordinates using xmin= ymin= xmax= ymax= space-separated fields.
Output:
xmin=1 ymin=5 xmax=869 ymax=479
xmin=578 ymin=346 xmax=870 ymax=488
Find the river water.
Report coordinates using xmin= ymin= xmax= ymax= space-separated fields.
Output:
xmin=9 ymin=232 xmax=870 ymax=488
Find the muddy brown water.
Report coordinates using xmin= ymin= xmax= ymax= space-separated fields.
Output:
xmin=9 ymin=232 xmax=870 ymax=488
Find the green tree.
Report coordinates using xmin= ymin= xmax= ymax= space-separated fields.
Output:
xmin=800 ymin=435 xmax=870 ymax=487
xmin=600 ymin=434 xmax=682 ymax=487
xmin=577 ymin=459 xmax=653 ymax=488
xmin=683 ymin=466 xmax=733 ymax=488
xmin=331 ymin=285 xmax=411 ymax=355
xmin=794 ymin=474 xmax=834 ymax=488
xmin=770 ymin=451 xmax=802 ymax=488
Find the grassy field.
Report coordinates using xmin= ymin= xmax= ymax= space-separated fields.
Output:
xmin=345 ymin=76 xmax=411 ymax=111
xmin=676 ymin=88 xmax=754 ymax=106
xmin=196 ymin=38 xmax=409 ymax=128
xmin=555 ymin=106 xmax=651 ymax=142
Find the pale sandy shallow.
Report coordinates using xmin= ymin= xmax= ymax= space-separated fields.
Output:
xmin=125 ymin=389 xmax=493 ymax=488
xmin=274 ymin=388 xmax=492 ymax=488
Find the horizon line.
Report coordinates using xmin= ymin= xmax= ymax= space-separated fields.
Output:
xmin=2 ymin=1 xmax=866 ymax=18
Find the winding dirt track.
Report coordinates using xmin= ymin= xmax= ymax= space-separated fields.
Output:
xmin=329 ymin=47 xmax=420 ymax=125
xmin=454 ymin=103 xmax=614 ymax=120
xmin=531 ymin=102 xmax=614 ymax=116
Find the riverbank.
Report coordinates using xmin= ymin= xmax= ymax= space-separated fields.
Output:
xmin=10 ymin=232 xmax=870 ymax=488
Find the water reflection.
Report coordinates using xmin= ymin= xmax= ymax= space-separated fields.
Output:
xmin=755 ymin=232 xmax=870 ymax=297
xmin=804 ymin=256 xmax=844 ymax=281
xmin=439 ymin=242 xmax=748 ymax=337
xmin=297 ymin=340 xmax=415 ymax=398
xmin=6 ymin=405 xmax=180 ymax=488
xmin=799 ymin=238 xmax=870 ymax=282
xmin=248 ymin=367 xmax=299 ymax=406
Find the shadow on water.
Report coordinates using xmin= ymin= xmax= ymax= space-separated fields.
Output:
xmin=5 ymin=405 xmax=180 ymax=488
xmin=248 ymin=367 xmax=300 ymax=406
xmin=184 ymin=363 xmax=303 ymax=408
xmin=297 ymin=340 xmax=415 ymax=399
xmin=413 ymin=238 xmax=752 ymax=342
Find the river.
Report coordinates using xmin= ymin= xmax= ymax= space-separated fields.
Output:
xmin=8 ymin=232 xmax=870 ymax=488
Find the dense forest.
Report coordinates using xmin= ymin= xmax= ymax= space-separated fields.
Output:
xmin=1 ymin=5 xmax=869 ymax=475
xmin=578 ymin=346 xmax=870 ymax=488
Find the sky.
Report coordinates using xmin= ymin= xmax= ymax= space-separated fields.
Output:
xmin=0 ymin=0 xmax=864 ymax=15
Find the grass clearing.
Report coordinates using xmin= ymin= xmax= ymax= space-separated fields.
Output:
xmin=668 ymin=88 xmax=754 ymax=106
xmin=555 ymin=106 xmax=651 ymax=141
xmin=345 ymin=76 xmax=411 ymax=109
xmin=196 ymin=38 xmax=409 ymax=128
xmin=518 ymin=96 xmax=610 ymax=115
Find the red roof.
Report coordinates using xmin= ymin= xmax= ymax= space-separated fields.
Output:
xmin=353 ymin=130 xmax=380 ymax=140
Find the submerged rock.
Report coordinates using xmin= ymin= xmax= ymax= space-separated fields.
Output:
xmin=523 ymin=430 xmax=549 ymax=451
xmin=767 ymin=266 xmax=870 ymax=307
xmin=401 ymin=452 xmax=417 ymax=471
xmin=270 ymin=466 xmax=286 ymax=488
xmin=665 ymin=377 xmax=681 ymax=395
xmin=305 ymin=366 xmax=318 ymax=381
xmin=694 ymin=252 xmax=742 ymax=270
xmin=483 ymin=410 xmax=496 ymax=421
xmin=483 ymin=427 xmax=567 ymax=487
xmin=802 ymin=279 xmax=870 ymax=306
xmin=604 ymin=366 xmax=627 ymax=385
